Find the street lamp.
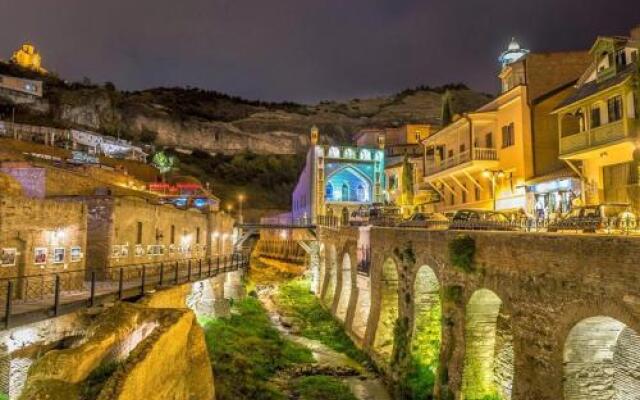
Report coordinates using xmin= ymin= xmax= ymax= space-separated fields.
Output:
xmin=483 ymin=169 xmax=505 ymax=211
xmin=238 ymin=194 xmax=245 ymax=224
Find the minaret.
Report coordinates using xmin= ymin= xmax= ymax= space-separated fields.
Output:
xmin=310 ymin=125 xmax=319 ymax=145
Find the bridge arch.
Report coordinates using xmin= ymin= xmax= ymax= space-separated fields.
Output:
xmin=336 ymin=252 xmax=353 ymax=322
xmin=410 ymin=264 xmax=442 ymax=396
xmin=462 ymin=288 xmax=514 ymax=400
xmin=372 ymin=256 xmax=400 ymax=361
xmin=563 ymin=316 xmax=640 ymax=399
xmin=322 ymin=244 xmax=338 ymax=308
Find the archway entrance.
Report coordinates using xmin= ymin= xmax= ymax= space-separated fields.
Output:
xmin=564 ymin=316 xmax=640 ymax=399
xmin=336 ymin=253 xmax=352 ymax=322
xmin=410 ymin=265 xmax=441 ymax=396
xmin=461 ymin=289 xmax=513 ymax=400
xmin=373 ymin=257 xmax=399 ymax=360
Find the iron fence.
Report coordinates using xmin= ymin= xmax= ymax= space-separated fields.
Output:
xmin=0 ymin=253 xmax=249 ymax=330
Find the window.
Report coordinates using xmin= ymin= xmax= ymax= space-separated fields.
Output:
xmin=501 ymin=123 xmax=515 ymax=148
xmin=459 ymin=144 xmax=466 ymax=153
xmin=341 ymin=183 xmax=349 ymax=202
xmin=632 ymin=51 xmax=638 ymax=63
xmin=474 ymin=186 xmax=481 ymax=201
xmin=325 ymin=183 xmax=334 ymax=200
xmin=450 ymin=193 xmax=455 ymax=205
xmin=461 ymin=185 xmax=467 ymax=203
xmin=448 ymin=149 xmax=454 ymax=158
xmin=170 ymin=225 xmax=175 ymax=244
xmin=136 ymin=222 xmax=143 ymax=245
xmin=485 ymin=133 xmax=493 ymax=148
xmin=196 ymin=227 xmax=201 ymax=244
xmin=615 ymin=49 xmax=627 ymax=67
xmin=607 ymin=96 xmax=623 ymax=122
xmin=590 ymin=105 xmax=601 ymax=128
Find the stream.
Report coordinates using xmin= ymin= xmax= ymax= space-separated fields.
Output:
xmin=257 ymin=285 xmax=392 ymax=400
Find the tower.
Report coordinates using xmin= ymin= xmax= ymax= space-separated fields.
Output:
xmin=310 ymin=125 xmax=319 ymax=145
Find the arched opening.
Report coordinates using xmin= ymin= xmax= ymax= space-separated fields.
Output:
xmin=325 ymin=183 xmax=334 ymax=200
xmin=336 ymin=253 xmax=352 ymax=322
xmin=356 ymin=184 xmax=366 ymax=202
xmin=564 ymin=316 xmax=640 ymax=399
xmin=373 ymin=257 xmax=399 ymax=360
xmin=410 ymin=265 xmax=442 ymax=396
xmin=341 ymin=183 xmax=349 ymax=201
xmin=322 ymin=245 xmax=338 ymax=308
xmin=462 ymin=289 xmax=513 ymax=400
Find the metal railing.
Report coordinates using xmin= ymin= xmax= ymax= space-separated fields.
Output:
xmin=0 ymin=253 xmax=249 ymax=330
xmin=425 ymin=147 xmax=498 ymax=175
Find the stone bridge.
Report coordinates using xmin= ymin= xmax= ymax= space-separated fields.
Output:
xmin=308 ymin=226 xmax=640 ymax=400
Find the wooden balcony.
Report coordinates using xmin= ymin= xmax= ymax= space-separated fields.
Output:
xmin=560 ymin=119 xmax=636 ymax=157
xmin=425 ymin=147 xmax=498 ymax=177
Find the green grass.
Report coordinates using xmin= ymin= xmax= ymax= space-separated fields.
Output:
xmin=275 ymin=279 xmax=368 ymax=364
xmin=202 ymin=297 xmax=313 ymax=400
xmin=291 ymin=376 xmax=358 ymax=400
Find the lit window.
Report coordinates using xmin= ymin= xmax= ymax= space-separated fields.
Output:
xmin=328 ymin=147 xmax=340 ymax=158
xmin=607 ymin=96 xmax=623 ymax=122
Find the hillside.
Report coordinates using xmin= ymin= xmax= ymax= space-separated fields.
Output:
xmin=0 ymin=62 xmax=493 ymax=155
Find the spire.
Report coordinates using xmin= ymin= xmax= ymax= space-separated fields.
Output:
xmin=499 ymin=37 xmax=529 ymax=67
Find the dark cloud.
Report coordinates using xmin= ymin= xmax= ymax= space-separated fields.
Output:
xmin=0 ymin=0 xmax=638 ymax=103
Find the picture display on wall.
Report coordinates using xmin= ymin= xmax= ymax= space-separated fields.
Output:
xmin=53 ymin=248 xmax=65 ymax=264
xmin=70 ymin=247 xmax=83 ymax=262
xmin=1 ymin=248 xmax=17 ymax=267
xmin=34 ymin=248 xmax=47 ymax=265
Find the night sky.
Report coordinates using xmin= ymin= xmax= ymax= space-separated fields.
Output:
xmin=0 ymin=0 xmax=639 ymax=103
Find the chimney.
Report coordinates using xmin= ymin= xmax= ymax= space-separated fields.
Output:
xmin=631 ymin=24 xmax=640 ymax=41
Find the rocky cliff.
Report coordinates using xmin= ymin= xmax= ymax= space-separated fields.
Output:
xmin=0 ymin=62 xmax=493 ymax=155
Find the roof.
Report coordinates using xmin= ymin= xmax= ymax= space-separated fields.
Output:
xmin=554 ymin=62 xmax=636 ymax=110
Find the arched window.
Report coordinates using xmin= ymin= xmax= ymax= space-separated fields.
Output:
xmin=357 ymin=184 xmax=365 ymax=202
xmin=341 ymin=183 xmax=349 ymax=202
xmin=328 ymin=147 xmax=340 ymax=158
xmin=325 ymin=183 xmax=334 ymax=200
xmin=359 ymin=149 xmax=371 ymax=160
xmin=344 ymin=148 xmax=356 ymax=158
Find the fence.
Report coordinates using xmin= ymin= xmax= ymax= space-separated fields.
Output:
xmin=0 ymin=253 xmax=249 ymax=330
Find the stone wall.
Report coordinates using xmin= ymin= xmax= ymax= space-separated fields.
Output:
xmin=315 ymin=227 xmax=640 ymax=400
xmin=0 ymin=195 xmax=87 ymax=297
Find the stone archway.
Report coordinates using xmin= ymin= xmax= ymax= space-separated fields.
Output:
xmin=410 ymin=265 xmax=442 ymax=396
xmin=564 ymin=316 xmax=640 ymax=399
xmin=461 ymin=288 xmax=514 ymax=400
xmin=336 ymin=252 xmax=352 ymax=322
xmin=322 ymin=244 xmax=338 ymax=308
xmin=373 ymin=257 xmax=399 ymax=360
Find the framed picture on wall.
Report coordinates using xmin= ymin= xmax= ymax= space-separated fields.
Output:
xmin=1 ymin=248 xmax=17 ymax=267
xmin=53 ymin=248 xmax=65 ymax=264
xmin=70 ymin=247 xmax=82 ymax=262
xmin=34 ymin=248 xmax=47 ymax=265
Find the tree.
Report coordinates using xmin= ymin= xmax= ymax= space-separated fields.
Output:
xmin=441 ymin=90 xmax=453 ymax=126
xmin=401 ymin=154 xmax=415 ymax=208
xmin=152 ymin=151 xmax=176 ymax=179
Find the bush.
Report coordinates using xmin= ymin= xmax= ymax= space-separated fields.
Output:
xmin=448 ymin=235 xmax=475 ymax=272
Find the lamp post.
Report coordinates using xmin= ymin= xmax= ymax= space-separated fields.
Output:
xmin=483 ymin=169 xmax=505 ymax=211
xmin=238 ymin=194 xmax=245 ymax=224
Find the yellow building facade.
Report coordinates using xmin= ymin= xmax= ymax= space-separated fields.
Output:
xmin=554 ymin=33 xmax=640 ymax=207
xmin=422 ymin=43 xmax=591 ymax=214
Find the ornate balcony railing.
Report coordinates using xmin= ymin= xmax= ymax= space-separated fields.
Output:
xmin=560 ymin=119 xmax=631 ymax=155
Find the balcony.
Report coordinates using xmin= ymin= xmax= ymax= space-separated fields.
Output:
xmin=424 ymin=147 xmax=498 ymax=177
xmin=560 ymin=119 xmax=636 ymax=157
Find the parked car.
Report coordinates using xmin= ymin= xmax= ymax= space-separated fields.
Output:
xmin=449 ymin=209 xmax=518 ymax=231
xmin=547 ymin=203 xmax=637 ymax=233
xmin=399 ymin=212 xmax=449 ymax=229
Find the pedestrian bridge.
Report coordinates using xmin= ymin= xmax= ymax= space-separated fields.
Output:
xmin=271 ymin=225 xmax=640 ymax=400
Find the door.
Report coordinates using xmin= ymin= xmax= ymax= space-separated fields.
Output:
xmin=603 ymin=163 xmax=630 ymax=203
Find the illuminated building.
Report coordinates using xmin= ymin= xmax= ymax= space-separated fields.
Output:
xmin=10 ymin=43 xmax=47 ymax=74
xmin=422 ymin=39 xmax=591 ymax=214
xmin=553 ymin=26 xmax=640 ymax=208
xmin=292 ymin=126 xmax=385 ymax=222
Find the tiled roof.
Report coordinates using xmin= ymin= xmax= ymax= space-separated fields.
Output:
xmin=555 ymin=62 xmax=636 ymax=110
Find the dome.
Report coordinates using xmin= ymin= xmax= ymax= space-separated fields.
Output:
xmin=507 ymin=38 xmax=520 ymax=51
